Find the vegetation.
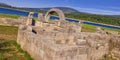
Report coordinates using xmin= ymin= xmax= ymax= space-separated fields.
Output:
xmin=0 ymin=3 xmax=12 ymax=8
xmin=100 ymin=55 xmax=117 ymax=60
xmin=102 ymin=28 xmax=120 ymax=33
xmin=0 ymin=26 xmax=18 ymax=40
xmin=82 ymin=24 xmax=97 ymax=32
xmin=12 ymin=41 xmax=33 ymax=60
xmin=82 ymin=24 xmax=120 ymax=33
xmin=1 ymin=2 xmax=120 ymax=26
xmin=65 ymin=14 xmax=120 ymax=26
xmin=0 ymin=25 xmax=33 ymax=60
xmin=0 ymin=14 xmax=20 ymax=19
xmin=0 ymin=39 xmax=33 ymax=60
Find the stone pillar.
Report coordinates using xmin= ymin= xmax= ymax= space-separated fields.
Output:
xmin=38 ymin=13 xmax=44 ymax=22
xmin=26 ymin=12 xmax=34 ymax=25
xmin=78 ymin=20 xmax=83 ymax=32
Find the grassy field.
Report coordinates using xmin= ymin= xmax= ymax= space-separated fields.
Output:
xmin=0 ymin=14 xmax=20 ymax=19
xmin=0 ymin=25 xmax=33 ymax=60
xmin=82 ymin=24 xmax=120 ymax=33
xmin=0 ymin=26 xmax=18 ymax=40
xmin=82 ymin=24 xmax=97 ymax=32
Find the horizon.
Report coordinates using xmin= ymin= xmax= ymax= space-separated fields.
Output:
xmin=0 ymin=0 xmax=120 ymax=15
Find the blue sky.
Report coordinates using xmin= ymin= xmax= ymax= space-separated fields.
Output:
xmin=0 ymin=0 xmax=120 ymax=15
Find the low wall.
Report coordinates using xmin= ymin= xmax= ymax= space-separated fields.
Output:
xmin=0 ymin=17 xmax=26 ymax=26
xmin=17 ymin=25 xmax=89 ymax=60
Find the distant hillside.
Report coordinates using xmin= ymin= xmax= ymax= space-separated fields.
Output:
xmin=65 ymin=14 xmax=120 ymax=26
xmin=0 ymin=2 xmax=12 ymax=8
xmin=1 ymin=2 xmax=120 ymax=26
xmin=21 ymin=7 xmax=83 ymax=14
xmin=110 ymin=15 xmax=120 ymax=18
xmin=0 ymin=2 xmax=83 ymax=14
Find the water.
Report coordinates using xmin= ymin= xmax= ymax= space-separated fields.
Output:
xmin=0 ymin=8 xmax=120 ymax=30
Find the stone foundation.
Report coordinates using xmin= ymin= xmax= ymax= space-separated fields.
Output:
xmin=17 ymin=25 xmax=89 ymax=60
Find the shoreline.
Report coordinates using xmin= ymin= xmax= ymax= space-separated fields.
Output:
xmin=0 ymin=7 xmax=30 ymax=12
xmin=0 ymin=7 xmax=120 ymax=30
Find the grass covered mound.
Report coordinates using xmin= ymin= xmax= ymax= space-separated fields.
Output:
xmin=0 ymin=25 xmax=33 ymax=60
xmin=0 ymin=14 xmax=20 ymax=19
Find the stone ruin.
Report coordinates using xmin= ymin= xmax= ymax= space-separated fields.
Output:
xmin=0 ymin=17 xmax=26 ymax=26
xmin=17 ymin=8 xmax=120 ymax=60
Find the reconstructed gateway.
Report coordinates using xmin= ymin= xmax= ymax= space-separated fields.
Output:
xmin=17 ymin=8 xmax=120 ymax=60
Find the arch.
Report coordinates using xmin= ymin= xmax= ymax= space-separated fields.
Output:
xmin=26 ymin=12 xmax=34 ymax=25
xmin=45 ymin=8 xmax=66 ymax=22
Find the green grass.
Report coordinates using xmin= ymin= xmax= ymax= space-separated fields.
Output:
xmin=33 ymin=18 xmax=38 ymax=21
xmin=12 ymin=41 xmax=33 ymax=60
xmin=0 ymin=25 xmax=18 ymax=40
xmin=82 ymin=24 xmax=120 ymax=33
xmin=102 ymin=28 xmax=120 ymax=33
xmin=0 ymin=14 xmax=20 ymax=19
xmin=82 ymin=24 xmax=97 ymax=32
xmin=100 ymin=54 xmax=117 ymax=60
xmin=0 ymin=25 xmax=33 ymax=60
xmin=0 ymin=39 xmax=33 ymax=60
xmin=48 ymin=19 xmax=56 ymax=22
xmin=0 ymin=25 xmax=18 ymax=35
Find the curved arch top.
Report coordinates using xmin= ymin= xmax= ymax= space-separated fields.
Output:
xmin=45 ymin=8 xmax=66 ymax=22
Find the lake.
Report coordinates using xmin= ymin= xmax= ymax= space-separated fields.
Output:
xmin=0 ymin=7 xmax=120 ymax=30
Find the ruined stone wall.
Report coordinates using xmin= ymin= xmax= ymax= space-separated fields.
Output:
xmin=16 ymin=8 xmax=120 ymax=60
xmin=0 ymin=17 xmax=26 ymax=26
xmin=17 ymin=25 xmax=88 ymax=60
xmin=17 ymin=25 xmax=113 ymax=60
xmin=109 ymin=35 xmax=120 ymax=59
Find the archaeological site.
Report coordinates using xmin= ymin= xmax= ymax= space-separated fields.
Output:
xmin=0 ymin=8 xmax=120 ymax=60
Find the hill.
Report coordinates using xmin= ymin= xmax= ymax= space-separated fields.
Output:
xmin=0 ymin=2 xmax=12 ymax=8
xmin=1 ymin=2 xmax=120 ymax=26
xmin=110 ymin=15 xmax=120 ymax=18
xmin=0 ymin=2 xmax=84 ymax=14
xmin=18 ymin=7 xmax=84 ymax=14
xmin=65 ymin=14 xmax=120 ymax=26
xmin=24 ymin=7 xmax=82 ymax=14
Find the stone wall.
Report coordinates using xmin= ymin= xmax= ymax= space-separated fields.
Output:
xmin=0 ymin=17 xmax=26 ymax=26
xmin=16 ymin=8 xmax=120 ymax=60
xmin=17 ymin=24 xmax=116 ymax=60
xmin=17 ymin=25 xmax=88 ymax=60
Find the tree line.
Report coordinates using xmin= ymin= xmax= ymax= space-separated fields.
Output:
xmin=65 ymin=14 xmax=120 ymax=26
